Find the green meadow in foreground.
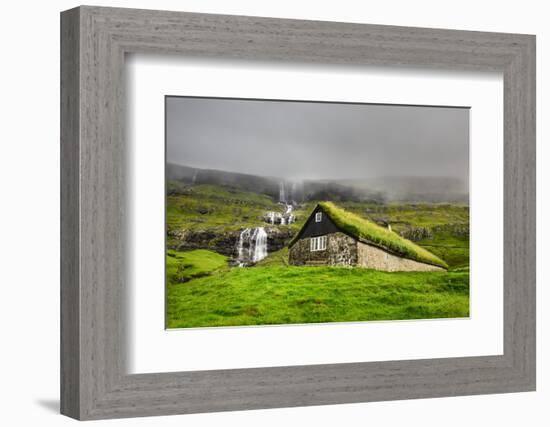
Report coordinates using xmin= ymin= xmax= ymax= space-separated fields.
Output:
xmin=166 ymin=250 xmax=469 ymax=329
xmin=166 ymin=249 xmax=227 ymax=283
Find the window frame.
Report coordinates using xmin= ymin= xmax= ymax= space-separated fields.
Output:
xmin=315 ymin=212 xmax=322 ymax=222
xmin=310 ymin=235 xmax=327 ymax=252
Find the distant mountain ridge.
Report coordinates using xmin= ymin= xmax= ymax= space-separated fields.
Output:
xmin=167 ymin=163 xmax=281 ymax=199
xmin=337 ymin=176 xmax=468 ymax=204
xmin=167 ymin=163 xmax=468 ymax=204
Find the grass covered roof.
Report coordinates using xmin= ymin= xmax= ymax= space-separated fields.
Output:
xmin=292 ymin=202 xmax=448 ymax=269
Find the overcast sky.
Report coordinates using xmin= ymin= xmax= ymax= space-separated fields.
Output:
xmin=166 ymin=96 xmax=469 ymax=182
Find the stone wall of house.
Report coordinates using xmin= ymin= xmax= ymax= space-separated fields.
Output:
xmin=288 ymin=232 xmax=357 ymax=266
xmin=327 ymin=232 xmax=357 ymax=266
xmin=357 ymin=241 xmax=445 ymax=272
xmin=288 ymin=236 xmax=328 ymax=265
xmin=289 ymin=232 xmax=445 ymax=272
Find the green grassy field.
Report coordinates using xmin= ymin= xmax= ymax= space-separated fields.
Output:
xmin=166 ymin=252 xmax=469 ymax=328
xmin=165 ymin=182 xmax=470 ymax=328
xmin=167 ymin=183 xmax=307 ymax=245
xmin=166 ymin=249 xmax=228 ymax=283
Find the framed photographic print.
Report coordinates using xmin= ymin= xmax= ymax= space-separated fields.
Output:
xmin=61 ymin=6 xmax=536 ymax=420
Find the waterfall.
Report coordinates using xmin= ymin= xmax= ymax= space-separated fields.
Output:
xmin=236 ymin=227 xmax=268 ymax=266
xmin=266 ymin=185 xmax=297 ymax=226
xmin=252 ymin=227 xmax=267 ymax=262
xmin=264 ymin=203 xmax=296 ymax=225
xmin=284 ymin=204 xmax=295 ymax=224
xmin=236 ymin=228 xmax=250 ymax=264
xmin=191 ymin=171 xmax=198 ymax=184
xmin=279 ymin=181 xmax=287 ymax=203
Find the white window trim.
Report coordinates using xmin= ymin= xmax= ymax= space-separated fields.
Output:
xmin=315 ymin=212 xmax=322 ymax=222
xmin=310 ymin=235 xmax=327 ymax=252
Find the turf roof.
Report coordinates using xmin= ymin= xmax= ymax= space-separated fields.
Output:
xmin=290 ymin=201 xmax=448 ymax=269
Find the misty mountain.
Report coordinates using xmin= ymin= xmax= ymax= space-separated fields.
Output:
xmin=167 ymin=163 xmax=281 ymax=199
xmin=167 ymin=163 xmax=468 ymax=204
xmin=337 ymin=176 xmax=469 ymax=204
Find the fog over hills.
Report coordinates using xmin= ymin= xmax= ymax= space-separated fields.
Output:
xmin=167 ymin=98 xmax=469 ymax=180
xmin=167 ymin=163 xmax=468 ymax=204
xmin=166 ymin=97 xmax=469 ymax=204
xmin=336 ymin=176 xmax=468 ymax=203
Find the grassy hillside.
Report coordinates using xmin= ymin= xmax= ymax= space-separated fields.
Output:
xmin=167 ymin=264 xmax=469 ymax=328
xmin=256 ymin=247 xmax=290 ymax=267
xmin=166 ymin=249 xmax=228 ymax=283
xmin=166 ymin=182 xmax=309 ymax=245
xmin=339 ymin=200 xmax=469 ymax=228
xmin=167 ymin=182 xmax=279 ymax=233
xmin=417 ymin=229 xmax=469 ymax=271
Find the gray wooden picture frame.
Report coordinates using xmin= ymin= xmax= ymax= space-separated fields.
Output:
xmin=60 ymin=5 xmax=536 ymax=420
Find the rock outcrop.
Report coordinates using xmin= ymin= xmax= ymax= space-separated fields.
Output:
xmin=169 ymin=227 xmax=295 ymax=259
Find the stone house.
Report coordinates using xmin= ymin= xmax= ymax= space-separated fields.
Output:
xmin=288 ymin=202 xmax=447 ymax=272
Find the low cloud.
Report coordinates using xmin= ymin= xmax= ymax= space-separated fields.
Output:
xmin=166 ymin=96 xmax=469 ymax=184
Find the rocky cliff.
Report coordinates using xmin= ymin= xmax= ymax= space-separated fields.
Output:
xmin=168 ymin=227 xmax=295 ymax=259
